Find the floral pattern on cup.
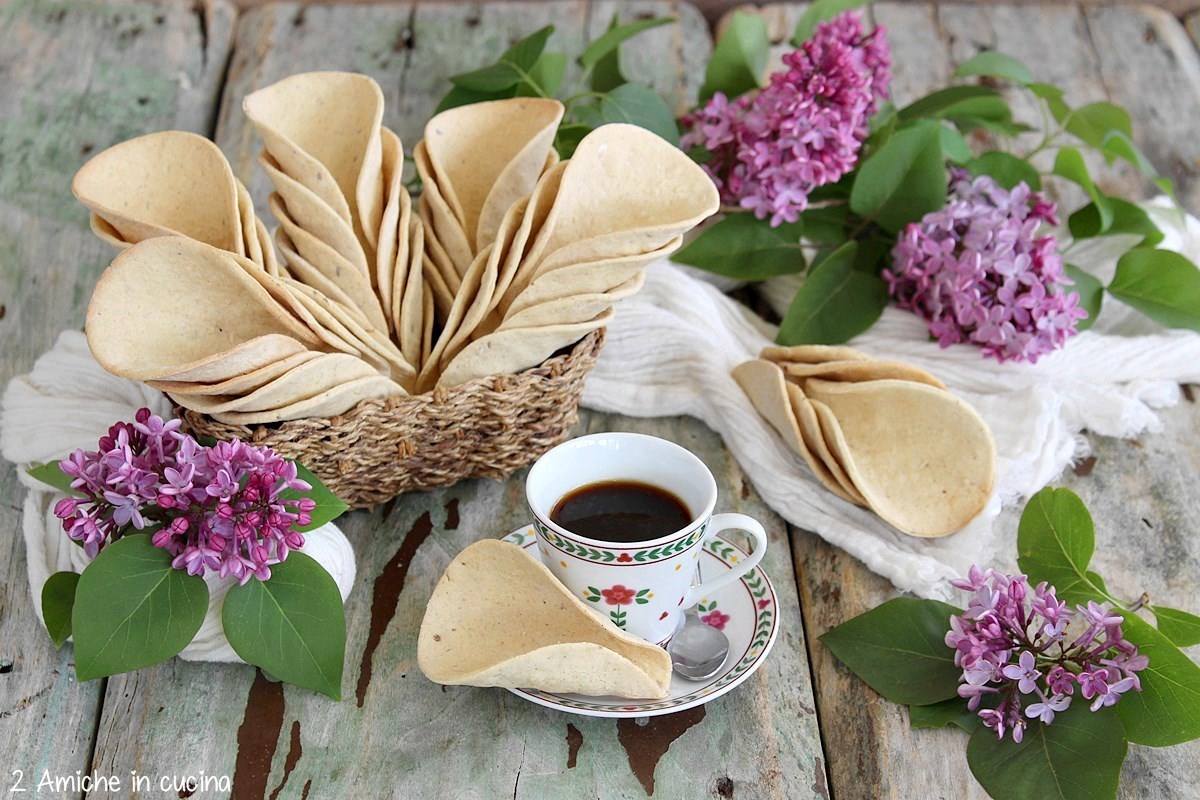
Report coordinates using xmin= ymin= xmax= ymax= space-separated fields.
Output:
xmin=698 ymin=600 xmax=731 ymax=630
xmin=584 ymin=584 xmax=651 ymax=629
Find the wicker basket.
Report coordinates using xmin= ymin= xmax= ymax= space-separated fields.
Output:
xmin=178 ymin=329 xmax=605 ymax=509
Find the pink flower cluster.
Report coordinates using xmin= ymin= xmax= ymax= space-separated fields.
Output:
xmin=54 ymin=409 xmax=314 ymax=583
xmin=885 ymin=170 xmax=1087 ymax=363
xmin=681 ymin=11 xmax=890 ymax=226
xmin=947 ymin=566 xmax=1148 ymax=744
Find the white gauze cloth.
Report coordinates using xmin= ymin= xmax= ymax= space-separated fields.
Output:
xmin=0 ymin=331 xmax=357 ymax=662
xmin=583 ymin=199 xmax=1200 ymax=600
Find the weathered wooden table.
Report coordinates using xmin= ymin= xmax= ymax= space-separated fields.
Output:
xmin=1 ymin=1 xmax=1198 ymax=797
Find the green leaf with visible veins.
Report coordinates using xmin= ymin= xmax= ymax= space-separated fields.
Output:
xmin=593 ymin=84 xmax=678 ymax=143
xmin=777 ymin=242 xmax=889 ymax=345
xmin=222 ymin=552 xmax=346 ymax=699
xmin=1016 ymin=487 xmax=1104 ymax=605
xmin=674 ymin=214 xmax=804 ymax=280
xmin=850 ymin=121 xmax=946 ymax=233
xmin=820 ymin=597 xmax=963 ymax=705
xmin=1116 ymin=611 xmax=1200 ymax=747
xmin=1108 ymin=248 xmax=1200 ymax=332
xmin=1150 ymin=606 xmax=1200 ymax=647
xmin=72 ymin=534 xmax=208 ymax=681
xmin=967 ymin=706 xmax=1127 ymax=800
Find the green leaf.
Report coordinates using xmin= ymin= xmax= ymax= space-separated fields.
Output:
xmin=908 ymin=697 xmax=983 ymax=733
xmin=954 ymin=51 xmax=1034 ymax=85
xmin=1108 ymin=248 xmax=1200 ymax=331
xmin=798 ymin=205 xmax=850 ymax=244
xmin=224 ymin=552 xmax=346 ymax=699
xmin=554 ymin=122 xmax=593 ymax=159
xmin=1151 ymin=606 xmax=1200 ymax=648
xmin=897 ymin=85 xmax=1003 ymax=123
xmin=1016 ymin=487 xmax=1102 ymax=605
xmin=1068 ymin=198 xmax=1164 ymax=247
xmin=1054 ymin=147 xmax=1113 ymax=232
xmin=594 ymin=84 xmax=678 ymax=143
xmin=850 ymin=121 xmax=946 ymax=233
xmin=1099 ymin=131 xmax=1158 ymax=179
xmin=1029 ymin=82 xmax=1070 ymax=123
xmin=819 ymin=597 xmax=962 ymax=705
xmin=590 ymin=14 xmax=627 ymax=92
xmin=700 ymin=11 xmax=768 ymax=102
xmin=279 ymin=462 xmax=348 ymax=533
xmin=435 ymin=84 xmax=514 ymax=114
xmin=41 ymin=571 xmax=79 ymax=649
xmin=966 ymin=707 xmax=1127 ymax=800
xmin=27 ymin=461 xmax=79 ymax=496
xmin=966 ymin=151 xmax=1041 ymax=190
xmin=1065 ymin=102 xmax=1133 ymax=151
xmin=579 ymin=16 xmax=673 ymax=71
xmin=72 ymin=534 xmax=208 ymax=681
xmin=521 ymin=52 xmax=566 ymax=97
xmin=938 ymin=124 xmax=973 ymax=165
xmin=450 ymin=62 xmax=524 ymax=93
xmin=502 ymin=25 xmax=555 ymax=72
xmin=1064 ymin=265 xmax=1104 ymax=333
xmin=791 ymin=0 xmax=868 ymax=46
xmin=1117 ymin=611 xmax=1200 ymax=746
xmin=449 ymin=26 xmax=554 ymax=93
xmin=943 ymin=97 xmax=1016 ymax=127
xmin=777 ymin=242 xmax=889 ymax=345
xmin=674 ymin=214 xmax=804 ymax=280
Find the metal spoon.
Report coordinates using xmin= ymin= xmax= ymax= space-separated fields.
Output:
xmin=668 ymin=562 xmax=730 ymax=681
xmin=668 ymin=607 xmax=730 ymax=680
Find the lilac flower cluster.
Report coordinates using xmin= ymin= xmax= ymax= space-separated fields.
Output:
xmin=54 ymin=409 xmax=314 ymax=583
xmin=885 ymin=170 xmax=1087 ymax=363
xmin=680 ymin=11 xmax=890 ymax=226
xmin=946 ymin=566 xmax=1148 ymax=743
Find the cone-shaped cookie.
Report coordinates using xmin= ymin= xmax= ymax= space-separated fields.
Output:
xmin=421 ymin=98 xmax=564 ymax=252
xmin=437 ymin=309 xmax=613 ymax=388
xmin=418 ymin=540 xmax=672 ymax=699
xmin=243 ymin=71 xmax=385 ymax=250
xmin=732 ymin=359 xmax=861 ymax=505
xmin=85 ymin=236 xmax=320 ymax=381
xmin=73 ymin=131 xmax=243 ymax=254
xmin=805 ymin=378 xmax=995 ymax=537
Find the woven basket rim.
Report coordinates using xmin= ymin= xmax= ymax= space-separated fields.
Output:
xmin=178 ymin=328 xmax=605 ymax=435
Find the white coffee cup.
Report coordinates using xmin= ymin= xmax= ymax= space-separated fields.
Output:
xmin=526 ymin=432 xmax=768 ymax=645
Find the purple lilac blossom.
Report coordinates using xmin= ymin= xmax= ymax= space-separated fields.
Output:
xmin=54 ymin=408 xmax=314 ymax=583
xmin=885 ymin=170 xmax=1087 ymax=363
xmin=945 ymin=565 xmax=1148 ymax=743
xmin=680 ymin=10 xmax=890 ymax=226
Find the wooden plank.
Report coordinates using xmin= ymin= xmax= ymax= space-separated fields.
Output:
xmin=84 ymin=3 xmax=829 ymax=798
xmin=734 ymin=3 xmax=1200 ymax=798
xmin=0 ymin=0 xmax=235 ymax=791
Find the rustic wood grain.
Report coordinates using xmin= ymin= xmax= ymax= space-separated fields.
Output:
xmin=0 ymin=0 xmax=235 ymax=791
xmin=736 ymin=3 xmax=1200 ymax=798
xmin=81 ymin=3 xmax=829 ymax=798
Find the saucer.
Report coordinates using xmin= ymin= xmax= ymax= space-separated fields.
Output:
xmin=500 ymin=525 xmax=779 ymax=718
